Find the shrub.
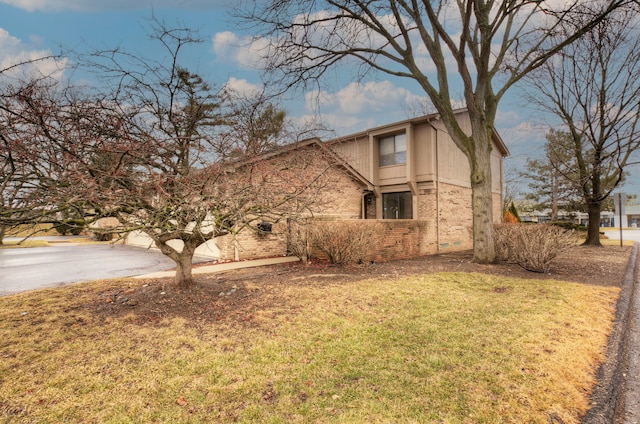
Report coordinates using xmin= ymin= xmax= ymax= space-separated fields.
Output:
xmin=91 ymin=231 xmax=113 ymax=241
xmin=287 ymin=220 xmax=311 ymax=262
xmin=549 ymin=221 xmax=587 ymax=231
xmin=494 ymin=224 xmax=578 ymax=273
xmin=503 ymin=210 xmax=518 ymax=224
xmin=310 ymin=221 xmax=380 ymax=264
xmin=54 ymin=219 xmax=85 ymax=236
xmin=508 ymin=202 xmax=521 ymax=222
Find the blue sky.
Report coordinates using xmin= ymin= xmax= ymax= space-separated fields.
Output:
xmin=1 ymin=0 xmax=637 ymax=195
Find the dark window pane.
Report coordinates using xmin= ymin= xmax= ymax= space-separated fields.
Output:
xmin=382 ymin=192 xmax=413 ymax=219
xmin=380 ymin=153 xmax=395 ymax=167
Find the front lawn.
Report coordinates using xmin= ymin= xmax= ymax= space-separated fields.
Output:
xmin=0 ymin=271 xmax=618 ymax=423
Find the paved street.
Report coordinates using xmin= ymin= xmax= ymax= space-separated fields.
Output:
xmin=603 ymin=229 xmax=640 ymax=242
xmin=0 ymin=243 xmax=177 ymax=295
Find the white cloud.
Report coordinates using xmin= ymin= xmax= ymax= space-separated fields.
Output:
xmin=222 ymin=77 xmax=262 ymax=97
xmin=0 ymin=27 xmax=67 ymax=79
xmin=212 ymin=31 xmax=269 ymax=70
xmin=0 ymin=28 xmax=20 ymax=48
xmin=212 ymin=32 xmax=238 ymax=59
xmin=0 ymin=0 xmax=228 ymax=12
xmin=494 ymin=109 xmax=522 ymax=127
xmin=301 ymin=80 xmax=430 ymax=134
xmin=312 ymin=81 xmax=426 ymax=115
xmin=499 ymin=121 xmax=543 ymax=146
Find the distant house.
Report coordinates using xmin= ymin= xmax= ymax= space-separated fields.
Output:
xmin=613 ymin=193 xmax=640 ymax=227
xmin=214 ymin=109 xmax=509 ymax=262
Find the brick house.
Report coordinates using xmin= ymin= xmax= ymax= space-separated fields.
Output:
xmin=216 ymin=109 xmax=509 ymax=262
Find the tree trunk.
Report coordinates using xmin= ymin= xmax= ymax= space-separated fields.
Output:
xmin=174 ymin=253 xmax=194 ymax=288
xmin=551 ymin=173 xmax=559 ymax=221
xmin=154 ymin=238 xmax=197 ymax=288
xmin=470 ymin=135 xmax=496 ymax=263
xmin=471 ymin=174 xmax=496 ymax=263
xmin=584 ymin=202 xmax=602 ymax=246
xmin=440 ymin=110 xmax=497 ymax=264
xmin=0 ymin=225 xmax=5 ymax=245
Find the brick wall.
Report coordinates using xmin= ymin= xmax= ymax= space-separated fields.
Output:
xmin=362 ymin=219 xmax=437 ymax=261
xmin=213 ymin=162 xmax=500 ymax=262
xmin=215 ymin=145 xmax=365 ymax=261
xmin=493 ymin=192 xmax=503 ymax=224
xmin=216 ymin=221 xmax=289 ymax=261
xmin=216 ymin=218 xmax=443 ymax=263
xmin=215 ymin=183 xmax=478 ymax=262
xmin=314 ymin=166 xmax=363 ymax=218
xmin=436 ymin=182 xmax=473 ymax=250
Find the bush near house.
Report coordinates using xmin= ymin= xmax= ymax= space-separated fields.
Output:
xmin=503 ymin=210 xmax=518 ymax=224
xmin=494 ymin=224 xmax=578 ymax=272
xmin=308 ymin=221 xmax=381 ymax=264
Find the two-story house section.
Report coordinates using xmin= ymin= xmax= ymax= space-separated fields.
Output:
xmin=136 ymin=109 xmax=509 ymax=262
xmin=326 ymin=109 xmax=509 ymax=250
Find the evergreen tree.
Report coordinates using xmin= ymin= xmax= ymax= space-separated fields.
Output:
xmin=521 ymin=130 xmax=583 ymax=221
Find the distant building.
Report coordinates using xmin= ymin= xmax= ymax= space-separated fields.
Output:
xmin=613 ymin=193 xmax=640 ymax=228
xmin=515 ymin=199 xmax=615 ymax=227
xmin=518 ymin=209 xmax=614 ymax=227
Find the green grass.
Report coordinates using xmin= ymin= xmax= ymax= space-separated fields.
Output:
xmin=0 ymin=272 xmax=618 ymax=423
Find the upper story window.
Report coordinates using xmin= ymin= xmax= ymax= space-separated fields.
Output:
xmin=379 ymin=133 xmax=406 ymax=167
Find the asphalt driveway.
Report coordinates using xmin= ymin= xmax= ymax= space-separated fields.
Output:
xmin=0 ymin=243 xmax=178 ymax=295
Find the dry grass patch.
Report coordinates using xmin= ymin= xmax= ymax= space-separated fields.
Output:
xmin=0 ymin=239 xmax=51 ymax=248
xmin=0 ymin=272 xmax=618 ymax=423
xmin=4 ymin=224 xmax=58 ymax=237
xmin=600 ymin=238 xmax=635 ymax=247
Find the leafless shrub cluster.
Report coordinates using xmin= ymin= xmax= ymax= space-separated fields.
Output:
xmin=494 ymin=224 xmax=578 ymax=273
xmin=286 ymin=219 xmax=311 ymax=262
xmin=308 ymin=221 xmax=380 ymax=265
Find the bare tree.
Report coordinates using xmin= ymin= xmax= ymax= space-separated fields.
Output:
xmin=61 ymin=21 xmax=334 ymax=287
xmin=238 ymin=0 xmax=630 ymax=262
xmin=0 ymin=20 xmax=335 ymax=286
xmin=523 ymin=5 xmax=640 ymax=245
xmin=501 ymin=164 xmax=521 ymax=218
xmin=0 ymin=74 xmax=74 ymax=243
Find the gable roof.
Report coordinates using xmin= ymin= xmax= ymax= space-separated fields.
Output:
xmin=226 ymin=137 xmax=375 ymax=190
xmin=226 ymin=109 xmax=507 ymax=190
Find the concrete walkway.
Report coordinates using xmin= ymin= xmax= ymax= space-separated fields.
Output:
xmin=134 ymin=256 xmax=300 ymax=279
